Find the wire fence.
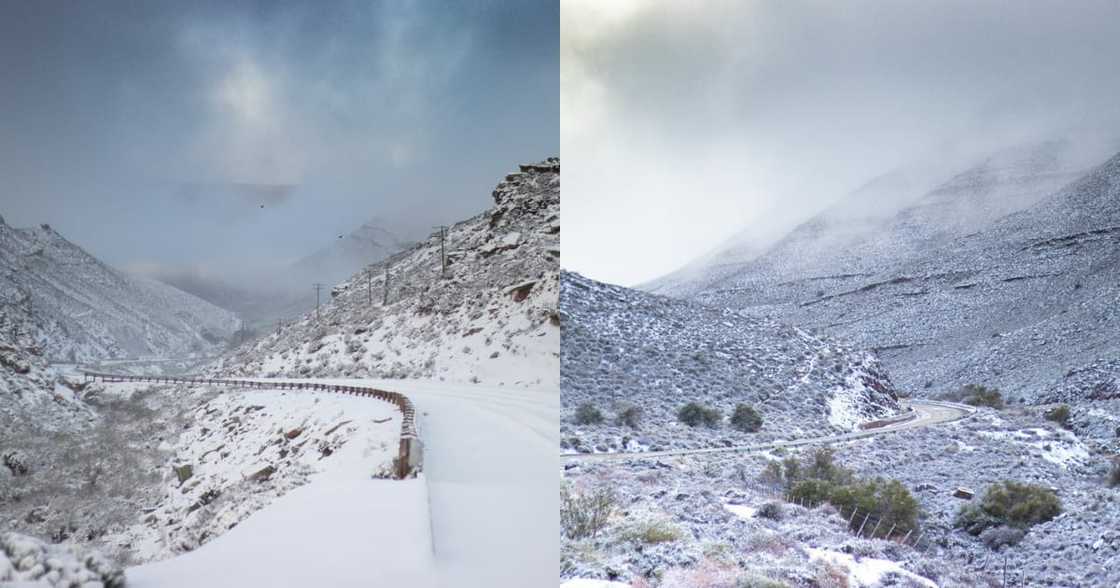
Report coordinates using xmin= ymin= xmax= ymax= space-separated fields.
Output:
xmin=761 ymin=486 xmax=933 ymax=552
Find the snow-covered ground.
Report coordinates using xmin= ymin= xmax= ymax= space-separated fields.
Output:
xmin=127 ymin=377 xmax=557 ymax=587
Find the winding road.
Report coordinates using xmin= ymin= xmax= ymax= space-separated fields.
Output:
xmin=81 ymin=374 xmax=558 ymax=588
xmin=563 ymin=399 xmax=975 ymax=463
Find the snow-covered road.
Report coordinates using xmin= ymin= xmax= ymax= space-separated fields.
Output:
xmin=128 ymin=378 xmax=558 ymax=587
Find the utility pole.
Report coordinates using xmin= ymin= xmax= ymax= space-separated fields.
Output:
xmin=313 ymin=283 xmax=324 ymax=320
xmin=383 ymin=263 xmax=390 ymax=306
xmin=433 ymin=225 xmax=448 ymax=277
xmin=367 ymin=269 xmax=372 ymax=305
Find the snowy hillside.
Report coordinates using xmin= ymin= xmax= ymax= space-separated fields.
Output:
xmin=560 ymin=271 xmax=900 ymax=453
xmin=0 ymin=217 xmax=240 ymax=362
xmin=214 ymin=159 xmax=560 ymax=388
xmin=663 ymin=140 xmax=1092 ymax=303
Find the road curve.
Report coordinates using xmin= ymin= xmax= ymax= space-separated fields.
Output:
xmin=562 ymin=399 xmax=975 ymax=463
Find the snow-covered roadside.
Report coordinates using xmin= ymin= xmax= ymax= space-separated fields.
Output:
xmin=127 ymin=386 xmax=428 ymax=587
xmin=100 ymin=388 xmax=401 ymax=563
xmin=125 ymin=377 xmax=557 ymax=587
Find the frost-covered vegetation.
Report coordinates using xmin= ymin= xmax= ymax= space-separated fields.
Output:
xmin=955 ymin=480 xmax=1062 ymax=536
xmin=561 ymin=271 xmax=901 ymax=453
xmin=0 ymin=532 xmax=124 ymax=587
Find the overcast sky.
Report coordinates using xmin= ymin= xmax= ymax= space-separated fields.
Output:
xmin=0 ymin=0 xmax=557 ymax=280
xmin=562 ymin=0 xmax=1120 ymax=286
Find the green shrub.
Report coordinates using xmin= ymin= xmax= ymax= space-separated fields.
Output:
xmin=1044 ymin=405 xmax=1072 ymax=428
xmin=574 ymin=403 xmax=604 ymax=425
xmin=951 ymin=384 xmax=1004 ymax=408
xmin=615 ymin=403 xmax=643 ymax=428
xmin=730 ymin=404 xmax=764 ymax=433
xmin=782 ymin=449 xmax=919 ymax=537
xmin=560 ymin=485 xmax=615 ymax=539
xmin=678 ymin=402 xmax=721 ymax=428
xmin=956 ymin=481 xmax=1061 ymax=535
xmin=624 ymin=519 xmax=681 ymax=544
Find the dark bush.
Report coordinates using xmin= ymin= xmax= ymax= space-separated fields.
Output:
xmin=574 ymin=403 xmax=604 ymax=425
xmin=615 ymin=403 xmax=642 ymax=428
xmin=980 ymin=525 xmax=1025 ymax=550
xmin=956 ymin=481 xmax=1061 ymax=535
xmin=730 ymin=404 xmax=763 ymax=433
xmin=1044 ymin=405 xmax=1071 ymax=429
xmin=1109 ymin=457 xmax=1120 ymax=487
xmin=678 ymin=402 xmax=721 ymax=428
xmin=757 ymin=501 xmax=784 ymax=521
xmin=952 ymin=384 xmax=1004 ymax=408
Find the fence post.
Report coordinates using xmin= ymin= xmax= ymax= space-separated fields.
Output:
xmin=870 ymin=517 xmax=883 ymax=538
xmin=857 ymin=513 xmax=870 ymax=536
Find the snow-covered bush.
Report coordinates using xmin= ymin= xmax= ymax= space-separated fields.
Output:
xmin=980 ymin=525 xmax=1025 ymax=550
xmin=0 ymin=532 xmax=124 ymax=587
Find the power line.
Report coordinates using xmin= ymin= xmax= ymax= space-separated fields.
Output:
xmin=433 ymin=225 xmax=448 ymax=277
xmin=383 ymin=263 xmax=391 ymax=306
xmin=313 ymin=283 xmax=325 ymax=320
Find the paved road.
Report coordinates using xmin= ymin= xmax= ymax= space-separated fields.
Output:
xmin=562 ymin=399 xmax=975 ymax=463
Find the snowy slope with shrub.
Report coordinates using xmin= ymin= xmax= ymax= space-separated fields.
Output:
xmin=0 ymin=216 xmax=240 ymax=362
xmin=214 ymin=159 xmax=560 ymax=388
xmin=560 ymin=271 xmax=900 ymax=453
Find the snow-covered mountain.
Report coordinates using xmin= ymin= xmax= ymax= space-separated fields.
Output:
xmin=651 ymin=143 xmax=1120 ymax=402
xmin=560 ymin=271 xmax=899 ymax=453
xmin=0 ymin=218 xmax=240 ymax=362
xmin=214 ymin=158 xmax=560 ymax=388
xmin=651 ymin=141 xmax=1093 ymax=300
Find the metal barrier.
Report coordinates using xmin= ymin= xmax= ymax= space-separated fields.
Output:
xmin=79 ymin=370 xmax=421 ymax=479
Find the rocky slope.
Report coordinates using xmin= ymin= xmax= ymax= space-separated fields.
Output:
xmin=0 ymin=217 xmax=240 ymax=362
xmin=560 ymin=271 xmax=900 ymax=453
xmin=214 ymin=159 xmax=560 ymax=388
xmin=654 ymin=144 xmax=1120 ymax=406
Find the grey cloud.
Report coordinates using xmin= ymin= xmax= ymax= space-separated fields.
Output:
xmin=562 ymin=0 xmax=1120 ymax=285
xmin=0 ymin=0 xmax=558 ymax=282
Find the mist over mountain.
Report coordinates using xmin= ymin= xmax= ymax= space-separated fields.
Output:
xmin=652 ymin=140 xmax=1120 ymax=403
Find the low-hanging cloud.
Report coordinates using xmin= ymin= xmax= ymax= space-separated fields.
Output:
xmin=1 ymin=1 xmax=558 ymax=281
xmin=562 ymin=0 xmax=1120 ymax=286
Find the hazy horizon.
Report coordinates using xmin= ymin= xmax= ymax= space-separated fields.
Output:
xmin=562 ymin=0 xmax=1120 ymax=286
